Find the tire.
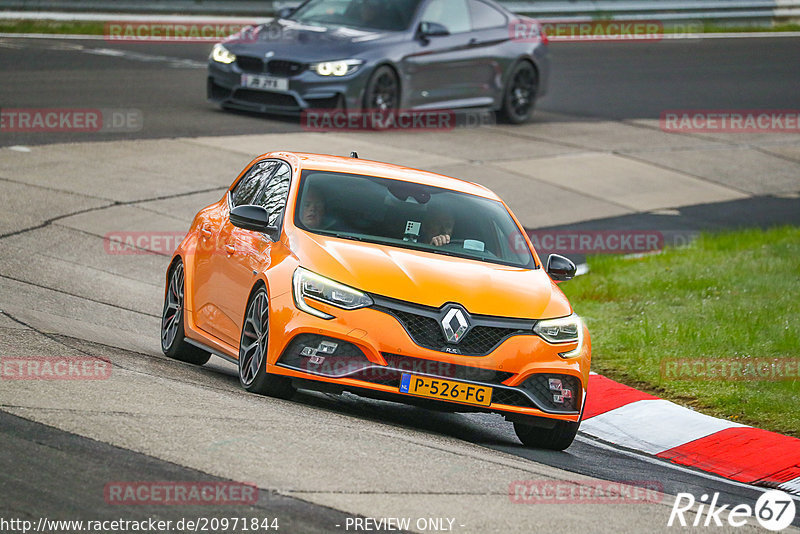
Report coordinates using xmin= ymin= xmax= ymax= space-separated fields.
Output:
xmin=161 ymin=261 xmax=211 ymax=365
xmin=238 ymin=287 xmax=296 ymax=399
xmin=499 ymin=61 xmax=538 ymax=124
xmin=362 ymin=65 xmax=400 ymax=112
xmin=513 ymin=419 xmax=580 ymax=451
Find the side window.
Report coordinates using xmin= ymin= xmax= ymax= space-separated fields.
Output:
xmin=469 ymin=0 xmax=506 ymax=30
xmin=254 ymin=162 xmax=292 ymax=226
xmin=231 ymin=160 xmax=279 ymax=208
xmin=420 ymin=0 xmax=470 ymax=34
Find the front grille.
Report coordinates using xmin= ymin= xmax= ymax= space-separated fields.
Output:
xmin=372 ymin=295 xmax=535 ymax=356
xmin=491 ymin=388 xmax=537 ymax=408
xmin=382 ymin=353 xmax=514 ymax=385
xmin=236 ymin=56 xmax=264 ymax=73
xmin=520 ymin=373 xmax=581 ymax=412
xmin=232 ymin=89 xmax=299 ymax=108
xmin=267 ymin=59 xmax=304 ymax=77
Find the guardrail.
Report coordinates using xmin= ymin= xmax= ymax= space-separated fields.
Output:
xmin=0 ymin=0 xmax=799 ymax=22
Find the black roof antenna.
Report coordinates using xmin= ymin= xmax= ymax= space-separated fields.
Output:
xmin=350 ymin=151 xmax=359 ymax=158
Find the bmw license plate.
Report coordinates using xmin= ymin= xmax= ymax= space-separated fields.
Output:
xmin=400 ymin=374 xmax=492 ymax=407
xmin=240 ymin=74 xmax=289 ymax=91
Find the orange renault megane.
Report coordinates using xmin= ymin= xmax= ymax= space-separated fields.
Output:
xmin=161 ymin=152 xmax=590 ymax=449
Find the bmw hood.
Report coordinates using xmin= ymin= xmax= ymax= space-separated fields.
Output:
xmin=292 ymin=231 xmax=572 ymax=320
xmin=223 ymin=20 xmax=397 ymax=61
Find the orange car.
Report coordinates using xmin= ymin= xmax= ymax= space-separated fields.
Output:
xmin=161 ymin=152 xmax=590 ymax=449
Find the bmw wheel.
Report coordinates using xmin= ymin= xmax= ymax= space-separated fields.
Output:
xmin=499 ymin=61 xmax=538 ymax=124
xmin=239 ymin=287 xmax=296 ymax=399
xmin=363 ymin=65 xmax=399 ymax=113
xmin=161 ymin=261 xmax=211 ymax=365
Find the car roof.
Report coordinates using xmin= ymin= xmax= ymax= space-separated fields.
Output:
xmin=264 ymin=151 xmax=501 ymax=200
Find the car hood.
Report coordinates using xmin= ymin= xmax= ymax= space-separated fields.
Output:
xmin=291 ymin=231 xmax=572 ymax=319
xmin=224 ymin=20 xmax=398 ymax=60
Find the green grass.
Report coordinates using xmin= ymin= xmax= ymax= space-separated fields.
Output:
xmin=561 ymin=227 xmax=800 ymax=437
xmin=0 ymin=20 xmax=108 ymax=35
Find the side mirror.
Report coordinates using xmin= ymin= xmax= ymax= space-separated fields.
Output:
xmin=276 ymin=6 xmax=295 ymax=19
xmin=417 ymin=21 xmax=450 ymax=41
xmin=546 ymin=254 xmax=576 ymax=281
xmin=230 ymin=205 xmax=279 ymax=237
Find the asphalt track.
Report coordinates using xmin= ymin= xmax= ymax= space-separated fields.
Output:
xmin=1 ymin=36 xmax=800 ymax=145
xmin=1 ymin=35 xmax=799 ymax=533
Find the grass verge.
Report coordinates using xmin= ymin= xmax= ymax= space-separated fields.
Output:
xmin=561 ymin=226 xmax=800 ymax=437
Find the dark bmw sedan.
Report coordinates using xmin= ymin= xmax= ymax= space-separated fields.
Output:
xmin=207 ymin=0 xmax=549 ymax=123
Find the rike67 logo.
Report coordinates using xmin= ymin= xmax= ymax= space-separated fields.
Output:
xmin=668 ymin=490 xmax=796 ymax=531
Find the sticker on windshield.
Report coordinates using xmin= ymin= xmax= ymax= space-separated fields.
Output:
xmin=463 ymin=239 xmax=485 ymax=252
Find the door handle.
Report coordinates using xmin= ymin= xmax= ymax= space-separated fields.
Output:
xmin=224 ymin=244 xmax=236 ymax=255
xmin=201 ymin=226 xmax=213 ymax=238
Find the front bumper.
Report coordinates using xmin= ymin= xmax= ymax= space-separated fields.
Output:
xmin=266 ymin=290 xmax=590 ymax=424
xmin=208 ymin=60 xmax=369 ymax=115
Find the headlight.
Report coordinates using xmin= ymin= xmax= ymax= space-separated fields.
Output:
xmin=534 ymin=313 xmax=584 ymax=358
xmin=292 ymin=267 xmax=373 ymax=319
xmin=211 ymin=44 xmax=236 ymax=64
xmin=311 ymin=59 xmax=363 ymax=76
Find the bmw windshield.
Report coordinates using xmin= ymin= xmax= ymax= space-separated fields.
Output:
xmin=289 ymin=0 xmax=423 ymax=31
xmin=294 ymin=170 xmax=537 ymax=269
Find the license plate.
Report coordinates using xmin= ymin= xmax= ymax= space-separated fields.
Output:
xmin=399 ymin=374 xmax=492 ymax=407
xmin=240 ymin=74 xmax=289 ymax=91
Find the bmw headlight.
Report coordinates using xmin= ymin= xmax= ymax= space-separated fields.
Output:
xmin=292 ymin=267 xmax=373 ymax=319
xmin=534 ymin=313 xmax=584 ymax=358
xmin=211 ymin=44 xmax=236 ymax=64
xmin=311 ymin=59 xmax=363 ymax=76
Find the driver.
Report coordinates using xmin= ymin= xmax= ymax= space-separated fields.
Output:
xmin=421 ymin=208 xmax=455 ymax=246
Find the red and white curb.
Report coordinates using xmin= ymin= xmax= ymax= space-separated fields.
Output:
xmin=581 ymin=373 xmax=800 ymax=496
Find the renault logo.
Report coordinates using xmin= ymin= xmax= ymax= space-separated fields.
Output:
xmin=441 ymin=307 xmax=469 ymax=344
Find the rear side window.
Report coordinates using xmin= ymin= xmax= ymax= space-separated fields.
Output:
xmin=420 ymin=0 xmax=470 ymax=34
xmin=230 ymin=160 xmax=292 ymax=226
xmin=469 ymin=0 xmax=507 ymax=30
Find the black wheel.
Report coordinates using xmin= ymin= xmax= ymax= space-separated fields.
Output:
xmin=513 ymin=419 xmax=580 ymax=451
xmin=499 ymin=61 xmax=538 ymax=124
xmin=161 ymin=261 xmax=211 ymax=365
xmin=238 ymin=287 xmax=296 ymax=399
xmin=363 ymin=65 xmax=400 ymax=112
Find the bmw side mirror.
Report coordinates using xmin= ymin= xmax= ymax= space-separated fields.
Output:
xmin=546 ymin=254 xmax=576 ymax=281
xmin=230 ymin=205 xmax=279 ymax=238
xmin=276 ymin=6 xmax=295 ymax=19
xmin=417 ymin=21 xmax=450 ymax=42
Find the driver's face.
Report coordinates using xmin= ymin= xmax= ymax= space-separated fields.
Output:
xmin=426 ymin=212 xmax=454 ymax=238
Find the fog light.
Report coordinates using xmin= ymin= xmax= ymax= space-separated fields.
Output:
xmin=299 ymin=341 xmax=339 ymax=365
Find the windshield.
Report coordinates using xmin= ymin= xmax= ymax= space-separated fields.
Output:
xmin=294 ymin=170 xmax=536 ymax=269
xmin=290 ymin=0 xmax=423 ymax=31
